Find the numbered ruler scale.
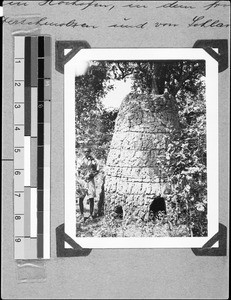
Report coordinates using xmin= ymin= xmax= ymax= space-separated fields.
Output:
xmin=14 ymin=36 xmax=51 ymax=259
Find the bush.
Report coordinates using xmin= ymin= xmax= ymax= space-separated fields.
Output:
xmin=78 ymin=212 xmax=191 ymax=238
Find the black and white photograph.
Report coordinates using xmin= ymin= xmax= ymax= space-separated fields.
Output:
xmin=64 ymin=49 xmax=218 ymax=248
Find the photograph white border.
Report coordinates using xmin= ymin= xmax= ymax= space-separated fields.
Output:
xmin=64 ymin=48 xmax=218 ymax=248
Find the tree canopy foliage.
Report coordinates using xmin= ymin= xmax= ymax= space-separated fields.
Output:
xmin=107 ymin=60 xmax=205 ymax=96
xmin=157 ymin=80 xmax=207 ymax=236
xmin=75 ymin=62 xmax=116 ymax=159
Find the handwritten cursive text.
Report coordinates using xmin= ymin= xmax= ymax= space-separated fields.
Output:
xmin=156 ymin=1 xmax=195 ymax=9
xmin=38 ymin=0 xmax=115 ymax=11
xmin=203 ymin=1 xmax=230 ymax=11
xmin=122 ymin=3 xmax=148 ymax=9
xmin=4 ymin=1 xmax=29 ymax=6
xmin=108 ymin=18 xmax=148 ymax=29
xmin=188 ymin=16 xmax=230 ymax=28
xmin=3 ymin=16 xmax=98 ymax=29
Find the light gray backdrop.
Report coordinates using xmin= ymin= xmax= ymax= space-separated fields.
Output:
xmin=2 ymin=1 xmax=230 ymax=299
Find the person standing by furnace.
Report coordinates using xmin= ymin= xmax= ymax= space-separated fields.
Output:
xmin=76 ymin=147 xmax=98 ymax=221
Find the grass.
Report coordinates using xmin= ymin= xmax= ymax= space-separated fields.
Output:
xmin=76 ymin=210 xmax=190 ymax=238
